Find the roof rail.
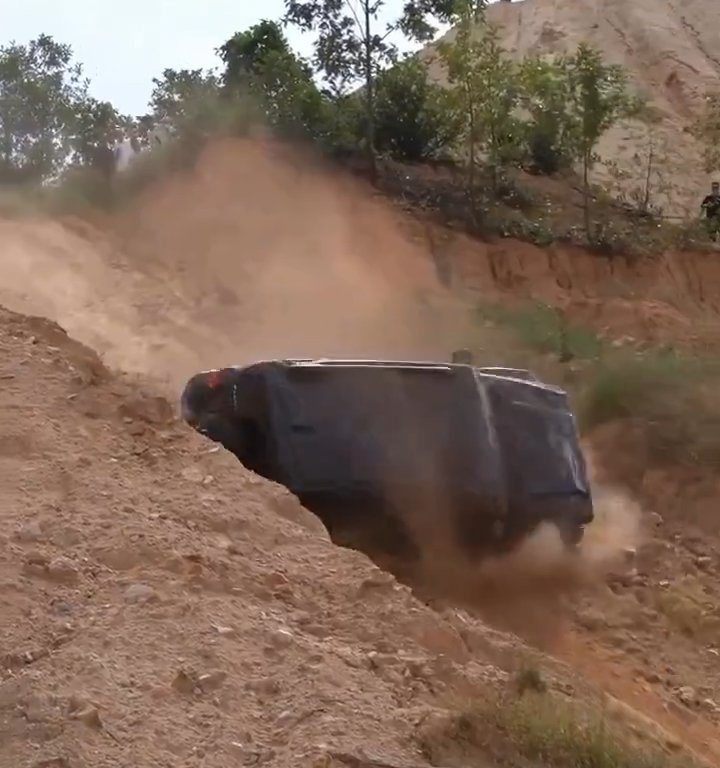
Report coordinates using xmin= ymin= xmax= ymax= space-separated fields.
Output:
xmin=285 ymin=358 xmax=453 ymax=370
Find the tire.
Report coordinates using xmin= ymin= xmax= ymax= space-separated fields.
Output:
xmin=555 ymin=519 xmax=585 ymax=552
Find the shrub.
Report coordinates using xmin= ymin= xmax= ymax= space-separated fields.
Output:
xmin=578 ymin=350 xmax=720 ymax=467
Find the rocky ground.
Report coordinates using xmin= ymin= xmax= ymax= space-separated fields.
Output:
xmin=1 ymin=302 xmax=718 ymax=767
xmin=0 ymin=305 xmax=532 ymax=768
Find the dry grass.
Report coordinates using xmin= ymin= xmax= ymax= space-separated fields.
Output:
xmin=418 ymin=689 xmax=702 ymax=768
xmin=478 ymin=300 xmax=603 ymax=361
xmin=654 ymin=576 xmax=720 ymax=640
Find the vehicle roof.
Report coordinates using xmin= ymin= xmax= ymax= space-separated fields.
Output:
xmin=198 ymin=358 xmax=567 ymax=395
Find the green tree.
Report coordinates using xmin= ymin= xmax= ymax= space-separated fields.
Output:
xmin=147 ymin=68 xmax=221 ymax=128
xmin=72 ymin=97 xmax=129 ymax=171
xmin=437 ymin=9 xmax=522 ymax=213
xmin=564 ymin=43 xmax=641 ymax=235
xmin=603 ymin=106 xmax=672 ymax=218
xmin=374 ymin=56 xmax=458 ymax=161
xmin=518 ymin=55 xmax=576 ymax=175
xmin=0 ymin=34 xmax=94 ymax=183
xmin=219 ymin=20 xmax=330 ymax=140
xmin=141 ymin=67 xmax=246 ymax=155
xmin=283 ymin=0 xmax=484 ymax=180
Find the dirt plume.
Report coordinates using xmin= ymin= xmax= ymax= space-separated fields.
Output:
xmin=0 ymin=137 xmax=471 ymax=395
xmin=394 ymin=472 xmax=644 ymax=651
xmin=112 ymin=136 xmax=471 ymax=382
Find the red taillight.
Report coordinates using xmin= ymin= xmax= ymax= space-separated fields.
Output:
xmin=205 ymin=369 xmax=223 ymax=388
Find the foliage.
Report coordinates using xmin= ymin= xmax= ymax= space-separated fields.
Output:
xmin=73 ymin=98 xmax=129 ymax=171
xmin=563 ymin=43 xmax=643 ymax=234
xmin=137 ymin=67 xmax=254 ymax=161
xmin=478 ymin=300 xmax=603 ymax=361
xmin=692 ymin=91 xmax=720 ymax=174
xmin=437 ymin=10 xmax=523 ymax=217
xmin=578 ymin=349 xmax=720 ymax=467
xmin=283 ymin=0 xmax=485 ymax=176
xmin=602 ymin=106 xmax=671 ymax=218
xmin=518 ymin=56 xmax=577 ymax=174
xmin=0 ymin=34 xmax=118 ymax=183
xmin=488 ymin=693 xmax=684 ymax=768
xmin=419 ymin=690 xmax=698 ymax=768
xmin=146 ymin=68 xmax=220 ymax=132
xmin=374 ymin=56 xmax=458 ymax=161
xmin=219 ymin=20 xmax=331 ymax=141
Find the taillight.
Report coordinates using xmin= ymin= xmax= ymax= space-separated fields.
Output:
xmin=205 ymin=369 xmax=223 ymax=388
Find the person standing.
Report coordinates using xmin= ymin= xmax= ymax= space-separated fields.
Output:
xmin=701 ymin=181 xmax=720 ymax=241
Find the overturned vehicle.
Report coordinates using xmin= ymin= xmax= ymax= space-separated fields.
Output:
xmin=180 ymin=356 xmax=594 ymax=560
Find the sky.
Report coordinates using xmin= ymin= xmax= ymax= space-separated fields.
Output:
xmin=2 ymin=0 xmax=412 ymax=117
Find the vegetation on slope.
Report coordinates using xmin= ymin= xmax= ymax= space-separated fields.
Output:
xmin=1 ymin=3 xmax=718 ymax=252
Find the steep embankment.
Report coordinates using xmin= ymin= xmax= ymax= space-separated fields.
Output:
xmin=437 ymin=226 xmax=720 ymax=349
xmin=427 ymin=0 xmax=720 ymax=216
xmin=0 ymin=304 xmax=511 ymax=767
xmin=3 ymin=305 xmax=682 ymax=768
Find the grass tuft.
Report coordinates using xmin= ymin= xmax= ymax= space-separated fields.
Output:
xmin=419 ymin=690 xmax=702 ymax=768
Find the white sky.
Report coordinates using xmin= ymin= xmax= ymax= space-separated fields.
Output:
xmin=2 ymin=0 xmax=414 ymax=116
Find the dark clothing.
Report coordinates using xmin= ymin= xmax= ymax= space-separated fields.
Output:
xmin=701 ymin=193 xmax=720 ymax=219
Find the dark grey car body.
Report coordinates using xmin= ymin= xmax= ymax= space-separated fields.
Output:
xmin=180 ymin=358 xmax=593 ymax=557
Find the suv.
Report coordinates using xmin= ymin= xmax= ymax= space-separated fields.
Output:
xmin=180 ymin=357 xmax=593 ymax=559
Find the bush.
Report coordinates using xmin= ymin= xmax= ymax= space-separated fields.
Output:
xmin=374 ymin=57 xmax=459 ymax=162
xmin=578 ymin=350 xmax=720 ymax=467
xmin=478 ymin=301 xmax=603 ymax=361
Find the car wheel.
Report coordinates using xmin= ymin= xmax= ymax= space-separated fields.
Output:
xmin=556 ymin=520 xmax=585 ymax=551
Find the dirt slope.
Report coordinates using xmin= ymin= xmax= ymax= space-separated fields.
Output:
xmin=4 ymin=304 xmax=716 ymax=768
xmin=428 ymin=0 xmax=720 ymax=216
xmin=0 ymin=305 xmax=516 ymax=767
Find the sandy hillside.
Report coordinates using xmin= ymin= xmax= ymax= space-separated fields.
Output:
xmin=426 ymin=0 xmax=720 ymax=217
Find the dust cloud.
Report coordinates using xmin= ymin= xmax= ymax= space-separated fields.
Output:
xmin=0 ymin=136 xmax=471 ymax=394
xmin=111 ymin=136 xmax=472 ymax=385
xmin=396 ymin=452 xmax=645 ymax=650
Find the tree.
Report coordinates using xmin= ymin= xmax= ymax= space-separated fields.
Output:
xmin=564 ymin=43 xmax=642 ymax=235
xmin=0 ymin=34 xmax=93 ymax=183
xmin=374 ymin=56 xmax=458 ymax=161
xmin=437 ymin=9 xmax=522 ymax=215
xmin=141 ymin=67 xmax=241 ymax=154
xmin=72 ymin=98 xmax=129 ymax=173
xmin=603 ymin=106 xmax=673 ymax=218
xmin=219 ymin=20 xmax=330 ymax=140
xmin=518 ymin=55 xmax=576 ymax=175
xmin=147 ymin=68 xmax=221 ymax=128
xmin=693 ymin=92 xmax=720 ymax=174
xmin=283 ymin=0 xmax=484 ymax=180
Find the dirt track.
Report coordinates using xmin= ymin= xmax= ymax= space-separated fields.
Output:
xmin=2 ymin=138 xmax=720 ymax=766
